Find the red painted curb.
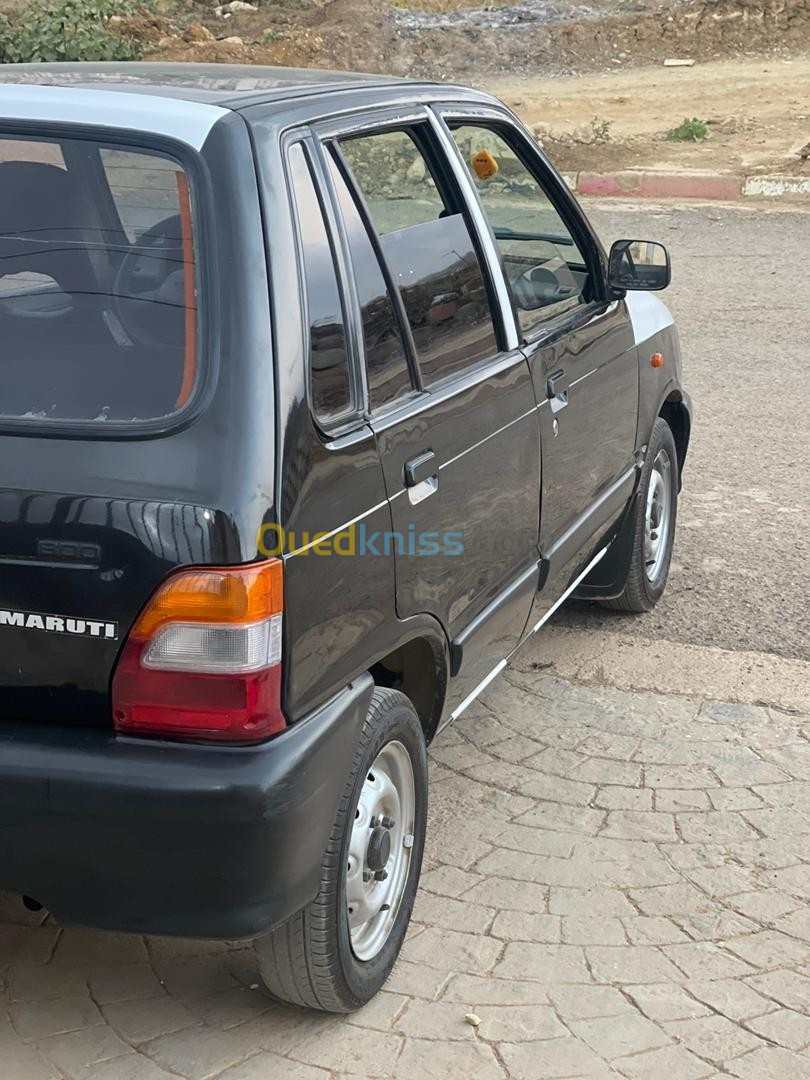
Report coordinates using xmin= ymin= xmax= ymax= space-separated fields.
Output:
xmin=578 ymin=171 xmax=742 ymax=200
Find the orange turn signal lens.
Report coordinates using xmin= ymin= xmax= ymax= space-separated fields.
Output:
xmin=650 ymin=352 xmax=665 ymax=368
xmin=131 ymin=560 xmax=284 ymax=639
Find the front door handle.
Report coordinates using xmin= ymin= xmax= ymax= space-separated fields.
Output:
xmin=404 ymin=450 xmax=438 ymax=506
xmin=547 ymin=370 xmax=569 ymax=414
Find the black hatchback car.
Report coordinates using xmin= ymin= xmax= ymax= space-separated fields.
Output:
xmin=0 ymin=62 xmax=690 ymax=1011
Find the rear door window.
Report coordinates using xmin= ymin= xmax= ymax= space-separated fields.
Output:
xmin=338 ymin=128 xmax=498 ymax=389
xmin=0 ymin=134 xmax=198 ymax=426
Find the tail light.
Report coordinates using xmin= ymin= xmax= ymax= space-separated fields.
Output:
xmin=112 ymin=561 xmax=285 ymax=742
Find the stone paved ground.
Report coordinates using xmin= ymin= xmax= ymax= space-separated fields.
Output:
xmin=3 ymin=667 xmax=810 ymax=1079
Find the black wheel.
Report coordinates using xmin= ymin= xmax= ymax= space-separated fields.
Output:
xmin=255 ymin=688 xmax=428 ymax=1012
xmin=601 ymin=417 xmax=679 ymax=613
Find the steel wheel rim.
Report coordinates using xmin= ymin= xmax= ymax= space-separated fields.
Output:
xmin=346 ymin=740 xmax=416 ymax=962
xmin=644 ymin=449 xmax=673 ymax=582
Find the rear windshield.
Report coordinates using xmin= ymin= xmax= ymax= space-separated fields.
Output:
xmin=0 ymin=134 xmax=198 ymax=427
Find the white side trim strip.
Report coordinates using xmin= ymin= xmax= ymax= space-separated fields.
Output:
xmin=625 ymin=292 xmax=674 ymax=346
xmin=530 ymin=546 xmax=607 ymax=634
xmin=447 ymin=660 xmax=508 ymax=725
xmin=441 ymin=545 xmax=608 ymax=730
xmin=440 ymin=405 xmax=536 ymax=472
xmin=283 ymin=498 xmax=389 ymax=559
xmin=569 ymin=368 xmax=598 ymax=390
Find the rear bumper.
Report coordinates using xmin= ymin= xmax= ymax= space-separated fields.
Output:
xmin=0 ymin=676 xmax=373 ymax=939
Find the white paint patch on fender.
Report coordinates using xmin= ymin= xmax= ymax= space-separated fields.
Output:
xmin=625 ymin=292 xmax=674 ymax=345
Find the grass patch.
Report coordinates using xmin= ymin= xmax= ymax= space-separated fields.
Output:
xmin=0 ymin=0 xmax=148 ymax=61
xmin=667 ymin=117 xmax=709 ymax=143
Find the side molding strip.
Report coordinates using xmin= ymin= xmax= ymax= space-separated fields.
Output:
xmin=440 ymin=546 xmax=608 ymax=731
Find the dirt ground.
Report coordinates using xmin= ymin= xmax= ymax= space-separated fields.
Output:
xmin=491 ymin=57 xmax=810 ymax=175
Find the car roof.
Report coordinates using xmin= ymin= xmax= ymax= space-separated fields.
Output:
xmin=0 ymin=62 xmax=416 ymax=109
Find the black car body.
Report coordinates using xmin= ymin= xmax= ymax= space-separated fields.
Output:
xmin=0 ymin=63 xmax=690 ymax=1009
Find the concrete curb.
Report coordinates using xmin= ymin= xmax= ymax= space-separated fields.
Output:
xmin=560 ymin=169 xmax=810 ymax=201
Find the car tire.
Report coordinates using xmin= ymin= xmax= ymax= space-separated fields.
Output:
xmin=255 ymin=687 xmax=428 ymax=1012
xmin=601 ymin=417 xmax=679 ymax=613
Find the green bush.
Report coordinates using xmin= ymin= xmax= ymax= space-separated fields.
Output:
xmin=0 ymin=0 xmax=147 ymax=63
xmin=667 ymin=117 xmax=709 ymax=143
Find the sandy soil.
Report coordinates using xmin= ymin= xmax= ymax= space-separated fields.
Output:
xmin=491 ymin=56 xmax=810 ymax=175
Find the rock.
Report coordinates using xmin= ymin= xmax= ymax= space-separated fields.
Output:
xmin=182 ymin=21 xmax=215 ymax=43
xmin=219 ymin=35 xmax=245 ymax=46
xmin=406 ymin=156 xmax=426 ymax=183
xmin=465 ymin=1013 xmax=482 ymax=1027
xmin=663 ymin=57 xmax=696 ymax=66
xmin=219 ymin=0 xmax=257 ymax=11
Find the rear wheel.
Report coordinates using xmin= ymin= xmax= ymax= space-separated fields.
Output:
xmin=601 ymin=417 xmax=679 ymax=613
xmin=255 ymin=688 xmax=427 ymax=1012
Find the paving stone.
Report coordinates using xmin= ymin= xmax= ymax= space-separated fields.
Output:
xmin=685 ymin=979 xmax=775 ymax=1022
xmin=52 ymin=930 xmax=149 ymax=968
xmin=10 ymin=995 xmax=104 ymax=1041
xmin=101 ymin=997 xmax=198 ymax=1043
xmin=400 ymin=926 xmax=501 ymax=973
xmin=395 ymin=1037 xmax=505 ymax=1079
xmin=494 ymin=942 xmax=591 ymax=983
xmin=595 ymin=786 xmax=653 ymax=811
xmin=677 ymin=812 xmax=760 ymax=845
xmin=512 ymin=802 xmax=607 ymax=836
xmin=462 ymin=877 xmax=549 ymax=913
xmin=548 ymin=984 xmax=632 ymax=1020
xmin=145 ymin=1026 xmax=269 ymax=1080
xmin=586 ymin=946 xmax=684 ymax=985
xmin=724 ymin=929 xmax=810 ymax=969
xmin=708 ymin=788 xmax=766 ymax=812
xmin=37 ymin=1026 xmax=135 ymax=1077
xmin=442 ymin=973 xmax=550 ymax=1006
xmin=773 ymin=907 xmax=810 ymax=939
xmin=622 ymin=917 xmax=691 ymax=946
xmin=183 ymin=987 xmax=276 ymax=1029
xmin=673 ymin=911 xmax=758 ymax=941
xmin=0 ymin=1033 xmax=60 ymax=1080
xmin=345 ymin=990 xmax=409 ymax=1033
xmin=644 ymin=766 xmax=718 ymax=790
xmin=629 ymin=883 xmax=715 ymax=916
xmin=744 ymin=970 xmax=810 ymax=1012
xmin=480 ymin=822 xmax=576 ymax=859
xmin=384 ymin=959 xmax=451 ymax=999
xmin=549 ymin=887 xmax=637 ymax=917
xmin=149 ymin=956 xmax=239 ymax=1000
xmin=627 ymin=984 xmax=711 ymax=1022
xmin=410 ymin=892 xmax=495 ymax=935
xmin=216 ymin=1053 xmax=329 ymax=1080
xmin=419 ymin=866 xmax=484 ymax=898
xmin=664 ymin=1015 xmax=764 ymax=1063
xmin=614 ymin=1043 xmax=715 ymax=1079
xmin=393 ymin=1000 xmax=477 ymax=1041
xmin=662 ymin=943 xmax=757 ymax=981
xmin=655 ymin=789 xmax=712 ymax=812
xmin=1 ymin=926 xmax=61 ymax=964
xmin=562 ymin=917 xmax=627 ymax=945
xmin=490 ymin=911 xmax=561 ymax=943
xmin=475 ymin=1003 xmax=568 ymax=1042
xmin=87 ymin=964 xmax=166 ymax=1005
xmin=499 ymin=1036 xmax=609 ymax=1079
xmin=726 ymin=1045 xmax=810 ymax=1079
xmin=745 ymin=1007 xmax=810 ymax=1050
xmin=602 ymin=812 xmax=678 ymax=843
xmin=8 ymin=963 xmax=89 ymax=1003
xmin=569 ymin=1013 xmax=671 ymax=1059
xmin=81 ymin=1055 xmax=179 ymax=1080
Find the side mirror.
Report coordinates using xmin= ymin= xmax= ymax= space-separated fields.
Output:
xmin=607 ymin=239 xmax=671 ymax=292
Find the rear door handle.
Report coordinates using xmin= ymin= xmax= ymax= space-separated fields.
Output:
xmin=405 ymin=450 xmax=437 ymax=487
xmin=547 ymin=370 xmax=569 ymax=413
xmin=404 ymin=450 xmax=438 ymax=505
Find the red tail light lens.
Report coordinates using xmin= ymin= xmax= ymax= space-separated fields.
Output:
xmin=112 ymin=561 xmax=285 ymax=742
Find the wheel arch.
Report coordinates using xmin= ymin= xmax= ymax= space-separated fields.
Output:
xmin=658 ymin=391 xmax=691 ymax=488
xmin=369 ymin=629 xmax=448 ymax=745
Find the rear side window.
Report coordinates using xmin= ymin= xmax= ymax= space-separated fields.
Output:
xmin=288 ymin=142 xmax=352 ymax=426
xmin=338 ymin=128 xmax=498 ymax=389
xmin=0 ymin=134 xmax=198 ymax=426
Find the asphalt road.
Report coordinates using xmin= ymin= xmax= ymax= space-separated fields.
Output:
xmin=556 ymin=201 xmax=810 ymax=663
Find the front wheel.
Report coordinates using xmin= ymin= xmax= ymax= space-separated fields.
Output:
xmin=602 ymin=417 xmax=679 ymax=613
xmin=255 ymin=688 xmax=427 ymax=1012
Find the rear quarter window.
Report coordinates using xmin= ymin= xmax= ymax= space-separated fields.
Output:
xmin=0 ymin=133 xmax=200 ymax=428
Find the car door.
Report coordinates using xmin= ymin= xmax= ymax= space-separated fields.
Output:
xmin=438 ymin=109 xmax=639 ymax=598
xmin=315 ymin=109 xmax=541 ymax=706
